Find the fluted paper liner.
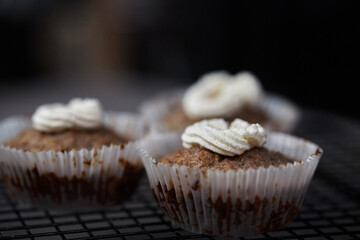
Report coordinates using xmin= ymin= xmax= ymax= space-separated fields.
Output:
xmin=138 ymin=132 xmax=322 ymax=237
xmin=140 ymin=89 xmax=300 ymax=133
xmin=0 ymin=113 xmax=146 ymax=210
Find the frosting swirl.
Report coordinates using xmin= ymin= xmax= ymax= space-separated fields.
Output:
xmin=232 ymin=71 xmax=263 ymax=105
xmin=32 ymin=98 xmax=103 ymax=132
xmin=68 ymin=98 xmax=103 ymax=129
xmin=181 ymin=118 xmax=267 ymax=156
xmin=182 ymin=71 xmax=263 ymax=119
xmin=32 ymin=104 xmax=73 ymax=132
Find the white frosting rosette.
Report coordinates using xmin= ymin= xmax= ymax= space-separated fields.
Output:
xmin=138 ymin=126 xmax=322 ymax=236
xmin=182 ymin=71 xmax=263 ymax=119
xmin=140 ymin=71 xmax=300 ymax=133
xmin=0 ymin=102 xmax=147 ymax=210
xmin=32 ymin=98 xmax=103 ymax=132
xmin=181 ymin=118 xmax=267 ymax=156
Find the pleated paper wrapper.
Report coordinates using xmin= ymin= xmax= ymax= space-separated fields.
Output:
xmin=0 ymin=112 xmax=146 ymax=210
xmin=138 ymin=132 xmax=322 ymax=237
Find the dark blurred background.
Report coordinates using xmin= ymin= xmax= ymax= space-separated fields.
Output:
xmin=0 ymin=0 xmax=358 ymax=119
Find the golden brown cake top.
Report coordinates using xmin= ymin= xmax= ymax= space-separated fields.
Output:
xmin=163 ymin=104 xmax=268 ymax=131
xmin=157 ymin=145 xmax=299 ymax=171
xmin=3 ymin=127 xmax=128 ymax=152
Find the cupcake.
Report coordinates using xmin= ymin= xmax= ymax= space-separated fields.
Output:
xmin=140 ymin=71 xmax=299 ymax=132
xmin=138 ymin=119 xmax=322 ymax=237
xmin=0 ymin=98 xmax=145 ymax=210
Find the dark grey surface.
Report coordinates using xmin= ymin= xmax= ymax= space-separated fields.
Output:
xmin=0 ymin=74 xmax=183 ymax=119
xmin=0 ymin=80 xmax=360 ymax=239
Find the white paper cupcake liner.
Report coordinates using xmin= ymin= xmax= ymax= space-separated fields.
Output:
xmin=139 ymin=89 xmax=300 ymax=133
xmin=0 ymin=113 xmax=146 ymax=210
xmin=138 ymin=132 xmax=322 ymax=237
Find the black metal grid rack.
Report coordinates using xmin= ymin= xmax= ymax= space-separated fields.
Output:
xmin=1 ymin=109 xmax=359 ymax=240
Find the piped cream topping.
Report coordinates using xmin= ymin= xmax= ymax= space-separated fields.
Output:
xmin=182 ymin=71 xmax=263 ymax=119
xmin=32 ymin=104 xmax=73 ymax=132
xmin=32 ymin=98 xmax=103 ymax=132
xmin=181 ymin=118 xmax=267 ymax=156
xmin=68 ymin=98 xmax=103 ymax=129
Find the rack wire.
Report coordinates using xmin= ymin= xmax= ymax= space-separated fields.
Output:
xmin=1 ymin=109 xmax=359 ymax=240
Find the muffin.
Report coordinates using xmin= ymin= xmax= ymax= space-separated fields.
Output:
xmin=140 ymin=71 xmax=299 ymax=132
xmin=138 ymin=119 xmax=322 ymax=237
xmin=0 ymin=98 xmax=145 ymax=210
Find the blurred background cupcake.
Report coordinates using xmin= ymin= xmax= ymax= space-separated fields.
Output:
xmin=0 ymin=98 xmax=146 ymax=210
xmin=140 ymin=71 xmax=300 ymax=132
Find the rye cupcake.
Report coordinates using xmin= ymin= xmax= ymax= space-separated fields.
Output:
xmin=138 ymin=119 xmax=322 ymax=237
xmin=0 ymin=98 xmax=145 ymax=210
xmin=140 ymin=71 xmax=299 ymax=132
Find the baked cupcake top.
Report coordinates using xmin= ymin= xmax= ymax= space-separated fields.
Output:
xmin=182 ymin=71 xmax=263 ymax=119
xmin=3 ymin=98 xmax=128 ymax=152
xmin=157 ymin=119 xmax=298 ymax=171
xmin=163 ymin=71 xmax=268 ymax=130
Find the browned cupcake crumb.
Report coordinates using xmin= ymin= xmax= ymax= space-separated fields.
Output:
xmin=3 ymin=127 xmax=128 ymax=152
xmin=162 ymin=104 xmax=196 ymax=130
xmin=162 ymin=104 xmax=268 ymax=131
xmin=157 ymin=145 xmax=299 ymax=171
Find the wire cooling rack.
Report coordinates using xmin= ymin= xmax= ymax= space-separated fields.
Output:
xmin=0 ymin=109 xmax=359 ymax=240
